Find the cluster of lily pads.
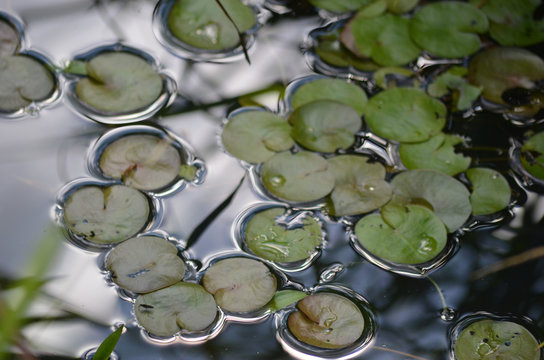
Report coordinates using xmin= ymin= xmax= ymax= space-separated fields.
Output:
xmin=0 ymin=12 xmax=59 ymax=117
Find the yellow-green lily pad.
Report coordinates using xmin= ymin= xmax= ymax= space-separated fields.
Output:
xmin=466 ymin=167 xmax=511 ymax=216
xmin=308 ymin=0 xmax=371 ymax=12
xmin=427 ymin=66 xmax=483 ymax=111
xmin=520 ymin=131 xmax=544 ymax=180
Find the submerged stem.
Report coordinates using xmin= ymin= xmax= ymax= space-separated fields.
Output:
xmin=471 ymin=246 xmax=544 ymax=280
xmin=373 ymin=346 xmax=431 ymax=360
xmin=214 ymin=0 xmax=251 ymax=65
xmin=427 ymin=276 xmax=448 ymax=311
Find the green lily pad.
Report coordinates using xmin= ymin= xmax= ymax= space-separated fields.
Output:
xmin=364 ymin=87 xmax=446 ymax=143
xmin=521 ymin=131 xmax=544 ymax=180
xmin=428 ymin=66 xmax=483 ymax=111
xmin=469 ymin=0 xmax=544 ymax=46
xmin=106 ymin=236 xmax=186 ymax=293
xmin=326 ymin=155 xmax=392 ymax=216
xmin=290 ymin=78 xmax=367 ymax=115
xmin=355 ymin=203 xmax=447 ymax=264
xmin=467 ymin=47 xmax=544 ymax=105
xmin=287 ymin=292 xmax=365 ymax=349
xmin=391 ymin=169 xmax=472 ymax=232
xmin=374 ymin=67 xmax=418 ymax=90
xmin=466 ymin=168 xmax=511 ymax=215
xmin=202 ymin=257 xmax=277 ymax=313
xmin=221 ymin=110 xmax=294 ymax=164
xmin=167 ymin=0 xmax=256 ymax=51
xmin=99 ymin=134 xmax=182 ymax=191
xmin=289 ymin=100 xmax=362 ymax=153
xmin=75 ymin=52 xmax=163 ymax=113
xmin=308 ymin=0 xmax=371 ymax=12
xmin=399 ymin=133 xmax=471 ymax=176
xmin=410 ymin=2 xmax=488 ymax=58
xmin=268 ymin=290 xmax=308 ymax=312
xmin=341 ymin=13 xmax=421 ymax=66
xmin=354 ymin=0 xmax=387 ymax=18
xmin=261 ymin=151 xmax=336 ymax=203
xmin=63 ymin=185 xmax=151 ymax=245
xmin=314 ymin=31 xmax=380 ymax=72
xmin=0 ymin=55 xmax=55 ymax=112
xmin=0 ymin=20 xmax=19 ymax=57
xmin=385 ymin=0 xmax=419 ymax=14
xmin=135 ymin=282 xmax=217 ymax=336
xmin=454 ymin=319 xmax=540 ymax=360
xmin=245 ymin=207 xmax=323 ymax=263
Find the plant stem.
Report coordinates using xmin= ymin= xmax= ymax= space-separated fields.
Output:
xmin=471 ymin=246 xmax=544 ymax=280
xmin=214 ymin=0 xmax=251 ymax=65
xmin=428 ymin=276 xmax=448 ymax=312
xmin=373 ymin=346 xmax=430 ymax=360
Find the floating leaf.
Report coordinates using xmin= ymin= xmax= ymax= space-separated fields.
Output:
xmin=221 ymin=110 xmax=294 ymax=164
xmin=202 ymin=257 xmax=277 ymax=313
xmin=0 ymin=20 xmax=19 ymax=57
xmin=268 ymin=290 xmax=308 ymax=312
xmin=326 ymin=155 xmax=392 ymax=216
xmin=454 ymin=319 xmax=540 ymax=360
xmin=470 ymin=0 xmax=544 ymax=46
xmin=63 ymin=185 xmax=151 ymax=245
xmin=106 ymin=236 xmax=186 ymax=293
xmin=521 ymin=131 xmax=544 ymax=180
xmin=290 ymin=78 xmax=367 ymax=115
xmin=364 ymin=87 xmax=446 ymax=143
xmin=410 ymin=2 xmax=488 ymax=58
xmin=341 ymin=13 xmax=421 ymax=66
xmin=75 ymin=52 xmax=163 ymax=113
xmin=467 ymin=47 xmax=544 ymax=105
xmin=287 ymin=292 xmax=365 ymax=349
xmin=245 ymin=207 xmax=323 ymax=263
xmin=374 ymin=67 xmax=418 ymax=89
xmin=385 ymin=0 xmax=419 ymax=14
xmin=399 ymin=133 xmax=471 ymax=176
xmin=167 ymin=0 xmax=256 ymax=51
xmin=92 ymin=325 xmax=124 ymax=360
xmin=135 ymin=282 xmax=217 ymax=336
xmin=308 ymin=0 xmax=371 ymax=13
xmin=427 ymin=67 xmax=482 ymax=111
xmin=99 ymin=134 xmax=182 ymax=191
xmin=314 ymin=31 xmax=380 ymax=71
xmin=466 ymin=168 xmax=511 ymax=215
xmin=391 ymin=170 xmax=471 ymax=232
xmin=355 ymin=203 xmax=447 ymax=264
xmin=289 ymin=100 xmax=362 ymax=153
xmin=0 ymin=55 xmax=55 ymax=112
xmin=261 ymin=151 xmax=336 ymax=203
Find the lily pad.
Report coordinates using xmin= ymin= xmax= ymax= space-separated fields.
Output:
xmin=99 ymin=134 xmax=182 ymax=191
xmin=469 ymin=0 xmax=544 ymax=46
xmin=63 ymin=185 xmax=151 ymax=245
xmin=341 ymin=13 xmax=421 ymax=66
xmin=308 ymin=0 xmax=370 ymax=12
xmin=245 ymin=207 xmax=323 ymax=263
xmin=75 ymin=52 xmax=163 ymax=113
xmin=202 ymin=257 xmax=277 ymax=313
xmin=454 ymin=319 xmax=540 ymax=360
xmin=326 ymin=155 xmax=392 ymax=216
xmin=167 ymin=0 xmax=256 ymax=51
xmin=106 ymin=236 xmax=186 ymax=293
xmin=467 ymin=47 xmax=544 ymax=105
xmin=355 ymin=203 xmax=447 ymax=264
xmin=466 ymin=168 xmax=511 ymax=215
xmin=399 ymin=133 xmax=471 ymax=176
xmin=374 ymin=67 xmax=418 ymax=89
xmin=520 ymin=131 xmax=544 ymax=180
xmin=135 ymin=282 xmax=217 ymax=337
xmin=0 ymin=20 xmax=19 ymax=57
xmin=314 ymin=31 xmax=380 ymax=72
xmin=289 ymin=100 xmax=362 ymax=153
xmin=221 ymin=110 xmax=294 ymax=164
xmin=287 ymin=292 xmax=365 ymax=349
xmin=427 ymin=66 xmax=483 ymax=111
xmin=0 ymin=55 xmax=55 ymax=112
xmin=290 ymin=78 xmax=368 ymax=115
xmin=391 ymin=169 xmax=472 ymax=232
xmin=385 ymin=0 xmax=419 ymax=14
xmin=261 ymin=151 xmax=336 ymax=203
xmin=410 ymin=2 xmax=488 ymax=58
xmin=364 ymin=87 xmax=446 ymax=143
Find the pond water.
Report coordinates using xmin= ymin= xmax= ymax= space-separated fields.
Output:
xmin=0 ymin=1 xmax=543 ymax=360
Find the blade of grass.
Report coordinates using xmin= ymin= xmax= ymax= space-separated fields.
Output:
xmin=91 ymin=325 xmax=124 ymax=360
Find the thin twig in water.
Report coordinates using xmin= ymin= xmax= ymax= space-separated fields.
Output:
xmin=471 ymin=246 xmax=544 ymax=280
xmin=214 ymin=0 xmax=251 ymax=64
xmin=374 ymin=346 xmax=431 ymax=360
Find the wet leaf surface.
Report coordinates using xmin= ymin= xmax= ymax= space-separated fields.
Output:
xmin=314 ymin=30 xmax=380 ymax=71
xmin=75 ymin=52 xmax=162 ymax=113
xmin=99 ymin=134 xmax=182 ymax=191
xmin=167 ymin=0 xmax=255 ymax=51
xmin=0 ymin=20 xmax=19 ymax=57
xmin=521 ymin=131 xmax=544 ymax=180
xmin=202 ymin=257 xmax=277 ymax=313
xmin=245 ymin=207 xmax=322 ymax=263
xmin=308 ymin=0 xmax=370 ymax=13
xmin=467 ymin=168 xmax=511 ymax=216
xmin=355 ymin=203 xmax=447 ymax=264
xmin=427 ymin=66 xmax=482 ymax=111
xmin=135 ymin=282 xmax=218 ymax=336
xmin=106 ymin=236 xmax=186 ymax=293
xmin=287 ymin=292 xmax=365 ymax=349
